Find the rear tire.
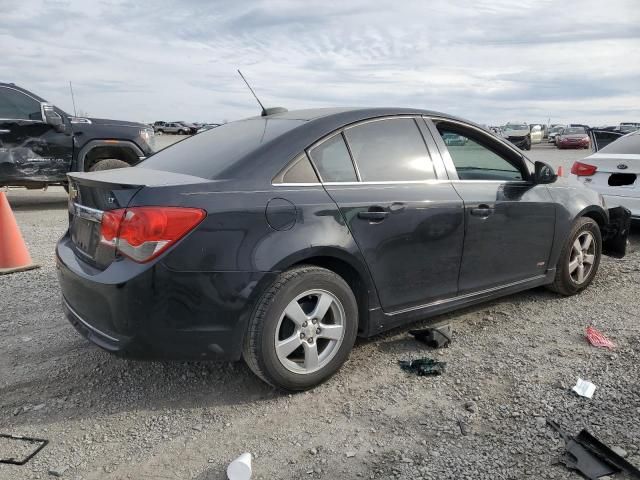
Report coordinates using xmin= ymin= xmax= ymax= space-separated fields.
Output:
xmin=89 ymin=159 xmax=130 ymax=172
xmin=547 ymin=217 xmax=601 ymax=296
xmin=243 ymin=265 xmax=358 ymax=391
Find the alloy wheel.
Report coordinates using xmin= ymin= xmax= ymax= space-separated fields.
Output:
xmin=274 ymin=289 xmax=346 ymax=374
xmin=569 ymin=231 xmax=596 ymax=284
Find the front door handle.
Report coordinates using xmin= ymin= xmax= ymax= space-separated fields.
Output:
xmin=358 ymin=207 xmax=389 ymax=222
xmin=470 ymin=204 xmax=494 ymax=217
xmin=0 ymin=129 xmax=10 ymax=134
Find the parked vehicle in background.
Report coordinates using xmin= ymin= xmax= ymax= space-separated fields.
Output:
xmin=152 ymin=121 xmax=167 ymax=132
xmin=442 ymin=132 xmax=467 ymax=146
xmin=530 ymin=125 xmax=543 ymax=144
xmin=503 ymin=122 xmax=532 ymax=150
xmin=56 ymin=107 xmax=629 ymax=391
xmin=174 ymin=121 xmax=198 ymax=134
xmin=155 ymin=122 xmax=191 ymax=135
xmin=557 ymin=126 xmax=590 ymax=149
xmin=0 ymin=82 xmax=154 ymax=189
xmin=548 ymin=125 xmax=565 ymax=143
xmin=619 ymin=122 xmax=640 ymax=133
xmin=571 ymin=129 xmax=639 ymax=220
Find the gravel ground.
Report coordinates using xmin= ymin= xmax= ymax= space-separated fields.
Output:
xmin=1 ymin=144 xmax=639 ymax=480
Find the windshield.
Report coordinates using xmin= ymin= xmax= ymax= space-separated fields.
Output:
xmin=599 ymin=132 xmax=640 ymax=155
xmin=139 ymin=118 xmax=305 ymax=179
xmin=550 ymin=126 xmax=564 ymax=133
xmin=505 ymin=124 xmax=527 ymax=130
xmin=564 ymin=127 xmax=585 ymax=134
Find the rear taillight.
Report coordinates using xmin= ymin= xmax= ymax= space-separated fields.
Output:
xmin=100 ymin=207 xmax=206 ymax=263
xmin=571 ymin=161 xmax=597 ymax=176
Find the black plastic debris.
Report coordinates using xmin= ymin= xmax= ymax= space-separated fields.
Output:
xmin=408 ymin=325 xmax=452 ymax=348
xmin=399 ymin=358 xmax=446 ymax=376
xmin=0 ymin=434 xmax=48 ymax=465
xmin=546 ymin=419 xmax=640 ymax=479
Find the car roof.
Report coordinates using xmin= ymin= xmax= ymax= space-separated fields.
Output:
xmin=256 ymin=107 xmax=444 ymax=122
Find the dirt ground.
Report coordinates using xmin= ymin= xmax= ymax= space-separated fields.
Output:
xmin=1 ymin=144 xmax=639 ymax=479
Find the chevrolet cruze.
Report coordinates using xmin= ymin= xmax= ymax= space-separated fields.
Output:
xmin=56 ymin=108 xmax=630 ymax=390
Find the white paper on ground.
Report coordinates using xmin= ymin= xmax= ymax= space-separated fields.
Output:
xmin=572 ymin=378 xmax=596 ymax=398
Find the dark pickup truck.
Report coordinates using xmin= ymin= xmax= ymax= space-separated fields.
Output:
xmin=0 ymin=83 xmax=155 ymax=189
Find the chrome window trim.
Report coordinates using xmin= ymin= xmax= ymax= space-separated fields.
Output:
xmin=0 ymin=118 xmax=44 ymax=123
xmin=323 ymin=179 xmax=530 ymax=187
xmin=272 ymin=182 xmax=323 ymax=187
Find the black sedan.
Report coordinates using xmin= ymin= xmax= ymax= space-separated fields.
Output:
xmin=56 ymin=108 xmax=630 ymax=391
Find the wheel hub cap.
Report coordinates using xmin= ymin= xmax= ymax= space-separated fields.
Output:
xmin=275 ymin=289 xmax=346 ymax=375
xmin=568 ymin=231 xmax=596 ymax=285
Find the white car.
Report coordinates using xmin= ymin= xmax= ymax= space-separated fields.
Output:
xmin=571 ymin=130 xmax=640 ymax=219
xmin=548 ymin=125 xmax=565 ymax=143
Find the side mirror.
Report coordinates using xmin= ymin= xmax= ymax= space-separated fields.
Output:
xmin=534 ymin=161 xmax=557 ymax=184
xmin=41 ymin=103 xmax=66 ymax=132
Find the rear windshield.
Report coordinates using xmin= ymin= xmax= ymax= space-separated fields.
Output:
xmin=599 ymin=132 xmax=640 ymax=155
xmin=139 ymin=118 xmax=304 ymax=179
xmin=564 ymin=127 xmax=585 ymax=134
xmin=505 ymin=124 xmax=527 ymax=130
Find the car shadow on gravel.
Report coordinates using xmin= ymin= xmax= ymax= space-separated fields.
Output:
xmin=365 ymin=286 xmax=559 ymax=356
xmin=2 ymin=337 xmax=278 ymax=429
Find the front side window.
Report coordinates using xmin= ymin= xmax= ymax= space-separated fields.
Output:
xmin=437 ymin=126 xmax=524 ymax=181
xmin=308 ymin=134 xmax=358 ymax=182
xmin=344 ymin=118 xmax=435 ymax=182
xmin=0 ymin=87 xmax=42 ymax=120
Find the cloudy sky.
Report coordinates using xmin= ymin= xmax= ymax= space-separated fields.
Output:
xmin=2 ymin=0 xmax=639 ymax=126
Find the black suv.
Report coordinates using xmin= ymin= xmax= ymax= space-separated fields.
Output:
xmin=0 ymin=83 xmax=155 ymax=189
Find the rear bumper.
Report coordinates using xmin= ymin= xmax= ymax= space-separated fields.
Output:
xmin=56 ymin=233 xmax=277 ymax=361
xmin=602 ymin=194 xmax=640 ymax=219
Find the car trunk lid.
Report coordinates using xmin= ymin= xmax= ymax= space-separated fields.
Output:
xmin=581 ymin=153 xmax=640 ymax=198
xmin=67 ymin=168 xmax=210 ymax=268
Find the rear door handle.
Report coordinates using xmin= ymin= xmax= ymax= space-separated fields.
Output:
xmin=358 ymin=207 xmax=389 ymax=222
xmin=470 ymin=204 xmax=494 ymax=217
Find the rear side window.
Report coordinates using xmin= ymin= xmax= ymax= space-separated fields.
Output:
xmin=139 ymin=118 xmax=304 ymax=179
xmin=308 ymin=134 xmax=358 ymax=182
xmin=0 ymin=87 xmax=42 ymax=120
xmin=599 ymin=132 xmax=640 ymax=155
xmin=344 ymin=118 xmax=435 ymax=181
xmin=273 ymin=154 xmax=319 ymax=184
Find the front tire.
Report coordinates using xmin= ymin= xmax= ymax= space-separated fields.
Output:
xmin=243 ymin=266 xmax=358 ymax=391
xmin=547 ymin=217 xmax=601 ymax=296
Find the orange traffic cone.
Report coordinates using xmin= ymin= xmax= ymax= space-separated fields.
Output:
xmin=557 ymin=166 xmax=564 ymax=177
xmin=0 ymin=192 xmax=39 ymax=275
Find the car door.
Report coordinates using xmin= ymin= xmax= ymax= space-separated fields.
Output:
xmin=0 ymin=85 xmax=72 ymax=185
xmin=425 ymin=117 xmax=556 ymax=294
xmin=308 ymin=116 xmax=465 ymax=313
xmin=589 ymin=129 xmax=625 ymax=152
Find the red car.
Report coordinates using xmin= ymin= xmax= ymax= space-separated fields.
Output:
xmin=556 ymin=127 xmax=590 ymax=149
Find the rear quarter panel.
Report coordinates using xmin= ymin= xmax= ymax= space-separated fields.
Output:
xmin=546 ymin=178 xmax=608 ymax=267
xmin=131 ymin=183 xmax=379 ymax=307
